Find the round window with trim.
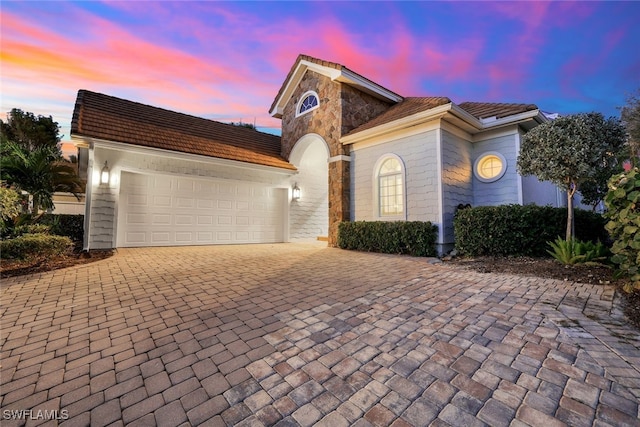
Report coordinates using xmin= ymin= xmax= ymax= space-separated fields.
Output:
xmin=474 ymin=152 xmax=507 ymax=182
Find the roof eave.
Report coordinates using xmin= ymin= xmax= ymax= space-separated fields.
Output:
xmin=341 ymin=103 xmax=453 ymax=145
xmin=447 ymin=105 xmax=545 ymax=134
xmin=71 ymin=135 xmax=297 ymax=173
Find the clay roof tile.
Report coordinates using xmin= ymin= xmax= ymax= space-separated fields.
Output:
xmin=71 ymin=90 xmax=295 ymax=171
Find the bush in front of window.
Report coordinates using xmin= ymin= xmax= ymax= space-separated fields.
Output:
xmin=337 ymin=221 xmax=438 ymax=257
xmin=454 ymin=204 xmax=608 ymax=257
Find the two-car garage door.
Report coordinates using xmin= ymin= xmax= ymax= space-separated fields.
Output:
xmin=117 ymin=172 xmax=286 ymax=247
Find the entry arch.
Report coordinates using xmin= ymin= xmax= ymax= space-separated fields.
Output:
xmin=288 ymin=133 xmax=330 ymax=241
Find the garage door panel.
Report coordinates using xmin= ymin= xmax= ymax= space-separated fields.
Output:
xmin=217 ymin=200 xmax=233 ymax=210
xmin=118 ymin=172 xmax=284 ymax=247
xmin=175 ymin=232 xmax=193 ymax=242
xmin=151 ymin=232 xmax=170 ymax=243
xmin=151 ymin=214 xmax=170 ymax=225
xmin=175 ymin=215 xmax=193 ymax=225
xmin=153 ymin=175 xmax=173 ymax=190
xmin=198 ymin=199 xmax=214 ymax=209
xmin=125 ymin=232 xmax=146 ymax=244
xmin=128 ymin=194 xmax=148 ymax=206
xmin=198 ymin=216 xmax=213 ymax=225
xmin=176 ymin=198 xmax=194 ymax=208
xmin=125 ymin=213 xmax=147 ymax=224
xmin=218 ymin=183 xmax=235 ymax=195
xmin=154 ymin=195 xmax=171 ymax=207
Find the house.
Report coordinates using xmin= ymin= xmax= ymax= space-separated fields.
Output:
xmin=71 ymin=54 xmax=563 ymax=254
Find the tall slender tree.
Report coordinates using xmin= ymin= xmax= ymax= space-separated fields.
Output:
xmin=517 ymin=112 xmax=627 ymax=241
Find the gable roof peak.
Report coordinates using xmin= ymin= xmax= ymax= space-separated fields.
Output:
xmin=269 ymin=54 xmax=403 ymax=118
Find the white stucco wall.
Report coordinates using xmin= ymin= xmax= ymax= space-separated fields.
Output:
xmin=288 ymin=138 xmax=329 ymax=240
xmin=350 ymin=130 xmax=439 ymax=224
xmin=87 ymin=144 xmax=296 ymax=249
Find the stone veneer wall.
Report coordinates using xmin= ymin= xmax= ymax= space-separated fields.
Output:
xmin=280 ymin=70 xmax=394 ymax=245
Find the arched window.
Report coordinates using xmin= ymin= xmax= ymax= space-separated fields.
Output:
xmin=376 ymin=155 xmax=405 ymax=218
xmin=296 ymin=91 xmax=319 ymax=117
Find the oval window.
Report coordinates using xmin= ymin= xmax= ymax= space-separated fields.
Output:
xmin=474 ymin=152 xmax=506 ymax=182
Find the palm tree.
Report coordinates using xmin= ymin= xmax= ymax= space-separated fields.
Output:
xmin=1 ymin=141 xmax=84 ymax=213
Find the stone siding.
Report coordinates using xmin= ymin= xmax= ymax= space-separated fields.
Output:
xmin=280 ymin=70 xmax=394 ymax=245
xmin=340 ymin=84 xmax=393 ymax=136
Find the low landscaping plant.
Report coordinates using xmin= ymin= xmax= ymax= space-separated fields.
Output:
xmin=39 ymin=214 xmax=84 ymax=242
xmin=1 ymin=233 xmax=73 ymax=260
xmin=547 ymin=237 xmax=609 ymax=266
xmin=454 ymin=204 xmax=608 ymax=257
xmin=604 ymin=167 xmax=640 ymax=292
xmin=338 ymin=221 xmax=438 ymax=257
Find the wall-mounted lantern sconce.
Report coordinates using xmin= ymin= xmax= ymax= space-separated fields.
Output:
xmin=292 ymin=183 xmax=301 ymax=201
xmin=100 ymin=161 xmax=110 ymax=185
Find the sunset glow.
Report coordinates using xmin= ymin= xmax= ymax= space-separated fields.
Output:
xmin=1 ymin=1 xmax=638 ymax=158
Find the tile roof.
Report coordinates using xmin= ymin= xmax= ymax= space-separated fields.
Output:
xmin=71 ymin=90 xmax=295 ymax=170
xmin=457 ymin=102 xmax=539 ymax=119
xmin=344 ymin=97 xmax=452 ymax=136
xmin=269 ymin=54 xmax=402 ymax=115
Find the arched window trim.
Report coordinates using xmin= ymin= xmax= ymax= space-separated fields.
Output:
xmin=474 ymin=151 xmax=507 ymax=183
xmin=295 ymin=91 xmax=320 ymax=117
xmin=373 ymin=154 xmax=406 ymax=220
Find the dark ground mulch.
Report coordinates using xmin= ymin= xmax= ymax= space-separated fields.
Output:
xmin=1 ymin=249 xmax=638 ymax=330
xmin=1 ymin=249 xmax=114 ymax=279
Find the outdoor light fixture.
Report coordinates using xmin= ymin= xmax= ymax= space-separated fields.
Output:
xmin=292 ymin=183 xmax=301 ymax=200
xmin=100 ymin=161 xmax=110 ymax=185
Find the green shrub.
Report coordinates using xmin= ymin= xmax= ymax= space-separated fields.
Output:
xmin=39 ymin=214 xmax=84 ymax=242
xmin=454 ymin=204 xmax=607 ymax=257
xmin=604 ymin=168 xmax=640 ymax=292
xmin=0 ymin=187 xmax=23 ymax=236
xmin=13 ymin=223 xmax=52 ymax=237
xmin=338 ymin=221 xmax=438 ymax=257
xmin=547 ymin=237 xmax=609 ymax=265
xmin=1 ymin=233 xmax=73 ymax=260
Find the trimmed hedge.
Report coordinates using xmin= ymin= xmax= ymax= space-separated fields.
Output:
xmin=338 ymin=221 xmax=438 ymax=257
xmin=39 ymin=214 xmax=84 ymax=242
xmin=454 ymin=204 xmax=608 ymax=257
xmin=1 ymin=233 xmax=73 ymax=260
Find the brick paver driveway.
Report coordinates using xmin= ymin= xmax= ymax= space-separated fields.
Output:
xmin=2 ymin=243 xmax=639 ymax=427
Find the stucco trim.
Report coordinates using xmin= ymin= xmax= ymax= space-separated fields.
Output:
xmin=341 ymin=104 xmax=452 ymax=145
xmin=436 ymin=130 xmax=445 ymax=245
xmin=77 ymin=137 xmax=297 ymax=176
xmin=349 ymin=121 xmax=442 ymax=152
xmin=328 ymin=155 xmax=351 ymax=163
xmin=515 ymin=132 xmax=524 ymax=204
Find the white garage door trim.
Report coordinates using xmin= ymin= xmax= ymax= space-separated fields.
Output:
xmin=117 ymin=171 xmax=286 ymax=247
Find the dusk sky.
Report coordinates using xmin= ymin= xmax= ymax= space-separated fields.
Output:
xmin=1 ymin=1 xmax=639 ymax=156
